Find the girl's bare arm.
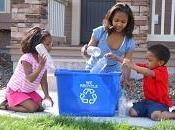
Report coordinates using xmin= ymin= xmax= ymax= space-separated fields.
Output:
xmin=22 ymin=55 xmax=46 ymax=82
xmin=40 ymin=71 xmax=53 ymax=105
xmin=40 ymin=71 xmax=49 ymax=97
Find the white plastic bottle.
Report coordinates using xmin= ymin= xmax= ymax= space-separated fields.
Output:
xmin=118 ymin=92 xmax=127 ymax=117
xmin=35 ymin=44 xmax=56 ymax=71
xmin=87 ymin=46 xmax=101 ymax=57
xmin=90 ymin=56 xmax=107 ymax=73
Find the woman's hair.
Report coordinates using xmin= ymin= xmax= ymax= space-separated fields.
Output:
xmin=21 ymin=27 xmax=51 ymax=53
xmin=103 ymin=3 xmax=134 ymax=38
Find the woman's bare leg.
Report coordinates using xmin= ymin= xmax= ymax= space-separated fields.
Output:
xmin=8 ymin=99 xmax=39 ymax=113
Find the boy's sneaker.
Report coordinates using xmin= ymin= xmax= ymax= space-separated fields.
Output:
xmin=37 ymin=105 xmax=44 ymax=112
xmin=169 ymin=106 xmax=175 ymax=112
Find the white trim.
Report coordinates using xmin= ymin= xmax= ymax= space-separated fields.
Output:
xmin=6 ymin=0 xmax=10 ymax=13
xmin=54 ymin=0 xmax=69 ymax=5
xmin=170 ymin=0 xmax=175 ymax=35
xmin=161 ymin=0 xmax=165 ymax=35
xmin=0 ymin=0 xmax=10 ymax=13
xmin=151 ymin=0 xmax=156 ymax=35
xmin=147 ymin=34 xmax=175 ymax=41
xmin=71 ymin=0 xmax=81 ymax=45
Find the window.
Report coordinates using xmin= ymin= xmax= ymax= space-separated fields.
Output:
xmin=0 ymin=0 xmax=10 ymax=13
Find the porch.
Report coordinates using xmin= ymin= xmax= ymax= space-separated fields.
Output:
xmin=5 ymin=0 xmax=175 ymax=88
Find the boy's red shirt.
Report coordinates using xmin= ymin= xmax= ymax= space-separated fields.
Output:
xmin=137 ymin=64 xmax=173 ymax=107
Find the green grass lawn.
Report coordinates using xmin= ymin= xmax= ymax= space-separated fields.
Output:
xmin=0 ymin=115 xmax=175 ymax=130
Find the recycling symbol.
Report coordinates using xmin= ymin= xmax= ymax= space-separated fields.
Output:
xmin=80 ymin=88 xmax=97 ymax=104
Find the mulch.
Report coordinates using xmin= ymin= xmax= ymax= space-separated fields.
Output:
xmin=0 ymin=52 xmax=13 ymax=88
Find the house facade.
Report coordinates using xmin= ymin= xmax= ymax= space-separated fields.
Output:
xmin=0 ymin=0 xmax=11 ymax=49
xmin=0 ymin=0 xmax=175 ymax=71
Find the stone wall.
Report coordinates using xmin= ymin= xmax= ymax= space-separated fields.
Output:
xmin=11 ymin=0 xmax=48 ymax=45
xmin=116 ymin=0 xmax=149 ymax=48
xmin=64 ymin=1 xmax=72 ymax=45
xmin=10 ymin=0 xmax=149 ymax=47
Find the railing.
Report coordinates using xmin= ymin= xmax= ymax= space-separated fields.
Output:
xmin=147 ymin=0 xmax=175 ymax=41
xmin=48 ymin=0 xmax=65 ymax=37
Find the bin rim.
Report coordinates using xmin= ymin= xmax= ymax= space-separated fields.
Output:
xmin=54 ymin=69 xmax=121 ymax=76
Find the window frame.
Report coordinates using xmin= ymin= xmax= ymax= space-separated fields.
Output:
xmin=0 ymin=0 xmax=10 ymax=13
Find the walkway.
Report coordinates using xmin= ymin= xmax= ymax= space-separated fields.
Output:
xmin=0 ymin=89 xmax=175 ymax=128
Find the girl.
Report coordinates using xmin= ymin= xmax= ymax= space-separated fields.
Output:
xmin=0 ymin=27 xmax=53 ymax=112
xmin=81 ymin=3 xmax=136 ymax=86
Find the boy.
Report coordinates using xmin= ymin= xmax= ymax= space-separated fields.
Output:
xmin=106 ymin=44 xmax=175 ymax=121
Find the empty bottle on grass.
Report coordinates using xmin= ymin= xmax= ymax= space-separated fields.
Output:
xmin=90 ymin=56 xmax=107 ymax=73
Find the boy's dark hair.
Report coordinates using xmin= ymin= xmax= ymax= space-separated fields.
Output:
xmin=103 ymin=3 xmax=134 ymax=38
xmin=148 ymin=44 xmax=170 ymax=65
xmin=21 ymin=27 xmax=51 ymax=54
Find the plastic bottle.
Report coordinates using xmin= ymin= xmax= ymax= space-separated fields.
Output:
xmin=42 ymin=98 xmax=52 ymax=110
xmin=90 ymin=56 xmax=107 ymax=73
xmin=118 ymin=92 xmax=128 ymax=117
xmin=35 ymin=44 xmax=56 ymax=71
xmin=87 ymin=46 xmax=101 ymax=57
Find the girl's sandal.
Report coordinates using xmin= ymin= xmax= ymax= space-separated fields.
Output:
xmin=37 ymin=106 xmax=44 ymax=112
xmin=0 ymin=100 xmax=8 ymax=110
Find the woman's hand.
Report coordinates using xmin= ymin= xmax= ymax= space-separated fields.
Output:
xmin=44 ymin=95 xmax=54 ymax=107
xmin=81 ymin=44 xmax=90 ymax=58
xmin=105 ymin=52 xmax=116 ymax=59
xmin=105 ymin=52 xmax=123 ymax=62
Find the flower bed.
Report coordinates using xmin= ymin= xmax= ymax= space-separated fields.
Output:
xmin=0 ymin=52 xmax=13 ymax=88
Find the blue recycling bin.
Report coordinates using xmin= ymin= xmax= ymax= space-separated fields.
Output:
xmin=55 ymin=69 xmax=122 ymax=116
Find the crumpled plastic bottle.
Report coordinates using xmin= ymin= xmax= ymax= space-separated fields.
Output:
xmin=90 ymin=56 xmax=107 ymax=73
xmin=87 ymin=46 xmax=101 ymax=57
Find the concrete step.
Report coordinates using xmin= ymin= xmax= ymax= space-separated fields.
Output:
xmin=6 ymin=44 xmax=83 ymax=60
xmin=6 ymin=44 xmax=175 ymax=67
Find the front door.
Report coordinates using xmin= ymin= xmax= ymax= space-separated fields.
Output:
xmin=80 ymin=0 xmax=115 ymax=45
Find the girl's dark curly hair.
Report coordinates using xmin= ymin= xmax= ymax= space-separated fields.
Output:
xmin=148 ymin=44 xmax=170 ymax=65
xmin=21 ymin=27 xmax=51 ymax=54
xmin=103 ymin=3 xmax=134 ymax=38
